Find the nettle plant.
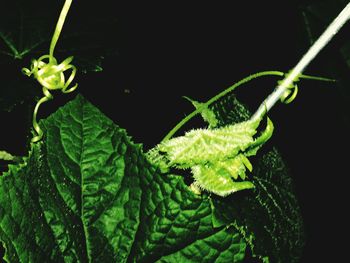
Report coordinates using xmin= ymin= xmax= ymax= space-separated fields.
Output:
xmin=0 ymin=1 xmax=349 ymax=262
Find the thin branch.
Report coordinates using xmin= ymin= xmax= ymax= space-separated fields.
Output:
xmin=251 ymin=3 xmax=350 ymax=121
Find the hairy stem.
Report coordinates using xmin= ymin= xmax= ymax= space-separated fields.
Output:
xmin=161 ymin=71 xmax=285 ymax=142
xmin=251 ymin=3 xmax=350 ymax=121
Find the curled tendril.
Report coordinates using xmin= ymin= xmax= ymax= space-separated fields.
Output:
xmin=277 ymin=71 xmax=335 ymax=104
xmin=22 ymin=55 xmax=77 ymax=142
xmin=278 ymin=71 xmax=299 ymax=104
xmin=22 ymin=55 xmax=77 ymax=93
xmin=22 ymin=0 xmax=76 ymax=143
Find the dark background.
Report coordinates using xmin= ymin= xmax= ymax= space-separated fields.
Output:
xmin=1 ymin=1 xmax=350 ymax=262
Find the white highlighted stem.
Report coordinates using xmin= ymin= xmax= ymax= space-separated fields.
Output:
xmin=251 ymin=2 xmax=350 ymax=121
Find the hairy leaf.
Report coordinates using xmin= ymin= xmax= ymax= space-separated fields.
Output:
xmin=150 ymin=96 xmax=273 ymax=197
xmin=158 ymin=119 xmax=260 ymax=167
xmin=0 ymin=151 xmax=15 ymax=161
xmin=0 ymin=95 xmax=303 ymax=262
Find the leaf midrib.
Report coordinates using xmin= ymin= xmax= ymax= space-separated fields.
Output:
xmin=79 ymin=100 xmax=92 ymax=263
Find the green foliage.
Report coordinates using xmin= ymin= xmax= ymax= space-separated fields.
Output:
xmin=0 ymin=95 xmax=304 ymax=262
xmin=149 ymin=117 xmax=274 ymax=197
xmin=1 ymin=1 xmax=349 ymax=261
xmin=205 ymin=93 xmax=304 ymax=262
xmin=157 ymin=119 xmax=261 ymax=168
xmin=183 ymin=96 xmax=219 ymax=128
xmin=0 ymin=151 xmax=14 ymax=161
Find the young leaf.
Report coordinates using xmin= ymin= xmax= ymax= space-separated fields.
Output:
xmin=157 ymin=118 xmax=261 ymax=168
xmin=0 ymin=151 xmax=15 ymax=161
xmin=149 ymin=91 xmax=274 ymax=197
xmin=183 ymin=96 xmax=219 ymax=128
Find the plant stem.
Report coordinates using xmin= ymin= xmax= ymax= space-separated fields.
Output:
xmin=49 ymin=0 xmax=73 ymax=62
xmin=251 ymin=2 xmax=350 ymax=121
xmin=161 ymin=71 xmax=285 ymax=142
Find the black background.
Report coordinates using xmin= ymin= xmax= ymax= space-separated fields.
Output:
xmin=1 ymin=1 xmax=350 ymax=262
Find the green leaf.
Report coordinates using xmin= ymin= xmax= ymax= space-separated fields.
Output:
xmin=0 ymin=95 xmax=245 ymax=262
xmin=0 ymin=151 xmax=15 ymax=161
xmin=0 ymin=95 xmax=303 ymax=262
xmin=211 ymin=149 xmax=304 ymax=262
xmin=157 ymin=118 xmax=260 ymax=168
xmin=208 ymin=93 xmax=304 ymax=262
xmin=154 ymin=90 xmax=275 ymax=196
xmin=183 ymin=96 xmax=219 ymax=128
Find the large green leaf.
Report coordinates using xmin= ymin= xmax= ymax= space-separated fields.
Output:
xmin=0 ymin=95 xmax=303 ymax=262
